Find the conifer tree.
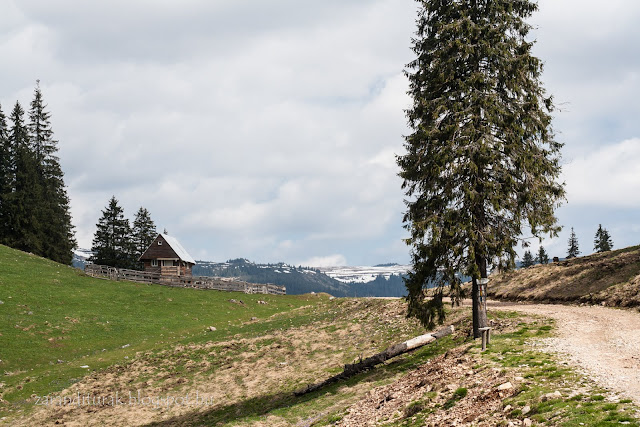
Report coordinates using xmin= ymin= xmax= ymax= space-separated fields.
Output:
xmin=131 ymin=207 xmax=157 ymax=268
xmin=602 ymin=229 xmax=613 ymax=252
xmin=398 ymin=0 xmax=564 ymax=336
xmin=567 ymin=227 xmax=580 ymax=258
xmin=522 ymin=250 xmax=535 ymax=268
xmin=0 ymin=103 xmax=11 ymax=242
xmin=537 ymin=246 xmax=549 ymax=264
xmin=90 ymin=196 xmax=134 ymax=268
xmin=28 ymin=82 xmax=76 ymax=264
xmin=6 ymin=101 xmax=43 ymax=253
xmin=593 ymin=224 xmax=613 ymax=253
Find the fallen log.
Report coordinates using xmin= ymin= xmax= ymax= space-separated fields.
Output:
xmin=294 ymin=325 xmax=455 ymax=396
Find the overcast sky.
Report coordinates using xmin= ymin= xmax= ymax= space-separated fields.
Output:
xmin=1 ymin=0 xmax=639 ymax=266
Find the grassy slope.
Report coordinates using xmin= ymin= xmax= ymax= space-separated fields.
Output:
xmin=2 ymin=244 xmax=639 ymax=426
xmin=0 ymin=244 xmax=320 ymax=416
xmin=488 ymin=245 xmax=640 ymax=307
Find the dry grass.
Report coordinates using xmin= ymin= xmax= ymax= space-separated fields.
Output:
xmin=9 ymin=299 xmax=434 ymax=426
xmin=487 ymin=245 xmax=640 ymax=306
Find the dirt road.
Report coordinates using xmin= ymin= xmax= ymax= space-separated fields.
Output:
xmin=489 ymin=301 xmax=640 ymax=404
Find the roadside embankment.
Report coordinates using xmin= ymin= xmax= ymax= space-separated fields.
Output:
xmin=487 ymin=245 xmax=640 ymax=308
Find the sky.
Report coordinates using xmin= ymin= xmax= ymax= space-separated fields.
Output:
xmin=1 ymin=0 xmax=639 ymax=267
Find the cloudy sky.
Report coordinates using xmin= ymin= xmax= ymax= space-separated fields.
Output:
xmin=1 ymin=0 xmax=639 ymax=266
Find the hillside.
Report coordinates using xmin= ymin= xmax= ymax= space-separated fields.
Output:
xmin=0 ymin=244 xmax=321 ymax=419
xmin=3 ymin=244 xmax=640 ymax=426
xmin=488 ymin=245 xmax=640 ymax=307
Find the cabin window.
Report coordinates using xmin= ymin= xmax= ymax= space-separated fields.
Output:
xmin=158 ymin=241 xmax=162 ymax=245
xmin=151 ymin=259 xmax=158 ymax=267
xmin=162 ymin=260 xmax=175 ymax=267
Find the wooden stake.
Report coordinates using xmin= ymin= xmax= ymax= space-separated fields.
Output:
xmin=479 ymin=327 xmax=491 ymax=352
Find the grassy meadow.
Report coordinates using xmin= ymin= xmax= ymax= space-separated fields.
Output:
xmin=1 ymin=244 xmax=639 ymax=425
xmin=0 ymin=244 xmax=322 ymax=418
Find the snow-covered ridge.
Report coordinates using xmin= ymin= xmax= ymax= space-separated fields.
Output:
xmin=318 ymin=265 xmax=411 ymax=284
xmin=73 ymin=248 xmax=93 ymax=260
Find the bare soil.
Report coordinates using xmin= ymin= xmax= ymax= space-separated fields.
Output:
xmin=489 ymin=300 xmax=640 ymax=405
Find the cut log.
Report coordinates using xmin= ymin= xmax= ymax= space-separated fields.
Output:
xmin=294 ymin=325 xmax=455 ymax=396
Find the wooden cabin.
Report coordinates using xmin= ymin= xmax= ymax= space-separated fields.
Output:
xmin=139 ymin=234 xmax=196 ymax=277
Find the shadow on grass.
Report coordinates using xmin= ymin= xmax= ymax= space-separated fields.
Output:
xmin=145 ymin=336 xmax=465 ymax=426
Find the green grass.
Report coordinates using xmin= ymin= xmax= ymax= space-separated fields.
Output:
xmin=0 ymin=244 xmax=324 ymax=417
xmin=443 ymin=387 xmax=467 ymax=409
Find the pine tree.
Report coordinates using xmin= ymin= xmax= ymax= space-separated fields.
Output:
xmin=567 ymin=227 xmax=580 ymax=258
xmin=0 ymin=103 xmax=11 ymax=242
xmin=131 ymin=207 xmax=157 ymax=269
xmin=90 ymin=196 xmax=134 ymax=268
xmin=602 ymin=229 xmax=613 ymax=252
xmin=537 ymin=246 xmax=549 ymax=264
xmin=6 ymin=101 xmax=43 ymax=254
xmin=398 ymin=0 xmax=565 ymax=335
xmin=594 ymin=224 xmax=613 ymax=253
xmin=28 ymin=82 xmax=76 ymax=264
xmin=522 ymin=250 xmax=535 ymax=268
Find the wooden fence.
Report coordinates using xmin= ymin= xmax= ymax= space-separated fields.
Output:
xmin=84 ymin=264 xmax=286 ymax=295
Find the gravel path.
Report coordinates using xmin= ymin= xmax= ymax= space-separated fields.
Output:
xmin=489 ymin=301 xmax=640 ymax=404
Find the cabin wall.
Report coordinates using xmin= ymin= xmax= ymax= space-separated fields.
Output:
xmin=182 ymin=263 xmax=193 ymax=277
xmin=143 ymin=260 xmax=193 ymax=277
xmin=143 ymin=261 xmax=161 ymax=274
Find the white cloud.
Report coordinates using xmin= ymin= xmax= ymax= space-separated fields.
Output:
xmin=301 ymin=254 xmax=347 ymax=268
xmin=2 ymin=1 xmax=640 ymax=265
xmin=564 ymin=139 xmax=640 ymax=207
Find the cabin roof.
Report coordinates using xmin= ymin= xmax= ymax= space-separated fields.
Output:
xmin=161 ymin=234 xmax=196 ymax=264
xmin=139 ymin=234 xmax=196 ymax=264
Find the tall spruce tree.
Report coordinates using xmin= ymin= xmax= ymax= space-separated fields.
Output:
xmin=398 ymin=0 xmax=564 ymax=336
xmin=90 ymin=196 xmax=134 ymax=268
xmin=0 ymin=103 xmax=11 ymax=242
xmin=567 ymin=227 xmax=580 ymax=258
xmin=537 ymin=245 xmax=549 ymax=264
xmin=6 ymin=101 xmax=43 ymax=253
xmin=131 ymin=207 xmax=157 ymax=269
xmin=593 ymin=224 xmax=613 ymax=253
xmin=28 ymin=82 xmax=76 ymax=264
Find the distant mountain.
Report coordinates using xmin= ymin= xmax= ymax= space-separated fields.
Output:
xmin=72 ymin=248 xmax=93 ymax=269
xmin=193 ymin=259 xmax=355 ymax=296
xmin=74 ymin=253 xmax=410 ymax=297
xmin=193 ymin=259 xmax=410 ymax=297
xmin=319 ymin=265 xmax=411 ymax=283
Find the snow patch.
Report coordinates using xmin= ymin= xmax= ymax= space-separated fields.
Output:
xmin=317 ymin=265 xmax=411 ymax=284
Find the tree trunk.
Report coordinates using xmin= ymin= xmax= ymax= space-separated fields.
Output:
xmin=294 ymin=325 xmax=455 ymax=396
xmin=472 ymin=255 xmax=488 ymax=338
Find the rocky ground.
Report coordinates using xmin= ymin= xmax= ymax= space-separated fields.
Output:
xmin=337 ymin=345 xmax=520 ymax=426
